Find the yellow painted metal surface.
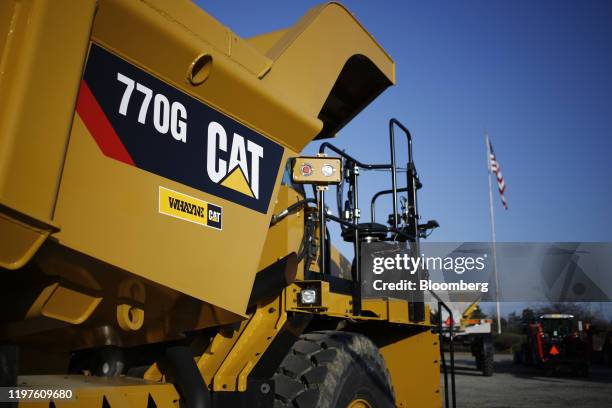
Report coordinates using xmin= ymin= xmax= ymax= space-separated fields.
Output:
xmin=213 ymin=295 xmax=287 ymax=392
xmin=5 ymin=243 xmax=243 ymax=351
xmin=147 ymin=292 xmax=293 ymax=392
xmin=55 ymin=78 xmax=291 ymax=317
xmin=195 ymin=321 xmax=249 ymax=386
xmin=0 ymin=0 xmax=96 ymax=223
xmin=257 ymin=184 xmax=306 ymax=272
xmin=378 ymin=330 xmax=442 ymax=408
xmin=17 ymin=375 xmax=180 ymax=408
xmin=24 ymin=283 xmax=102 ymax=325
xmin=54 ymin=85 xmax=290 ymax=319
xmin=0 ymin=209 xmax=52 ymax=269
xmin=89 ymin=0 xmax=319 ymax=153
xmin=260 ymin=2 xmax=395 ymax=124
xmin=386 ymin=299 xmax=410 ymax=324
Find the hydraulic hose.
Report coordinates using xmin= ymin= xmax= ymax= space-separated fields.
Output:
xmin=270 ymin=198 xmax=317 ymax=225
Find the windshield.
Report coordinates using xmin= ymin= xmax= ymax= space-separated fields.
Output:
xmin=541 ymin=318 xmax=574 ymax=337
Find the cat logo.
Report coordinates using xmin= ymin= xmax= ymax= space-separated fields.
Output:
xmin=207 ymin=121 xmax=263 ymax=199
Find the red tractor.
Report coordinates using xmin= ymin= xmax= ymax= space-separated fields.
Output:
xmin=514 ymin=314 xmax=590 ymax=376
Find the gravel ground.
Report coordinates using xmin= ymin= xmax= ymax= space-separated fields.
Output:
xmin=441 ymin=352 xmax=612 ymax=408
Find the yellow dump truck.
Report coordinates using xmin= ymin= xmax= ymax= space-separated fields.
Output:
xmin=0 ymin=1 xmax=452 ymax=407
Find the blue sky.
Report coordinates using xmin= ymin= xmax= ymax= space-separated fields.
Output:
xmin=199 ymin=1 xmax=612 ymax=317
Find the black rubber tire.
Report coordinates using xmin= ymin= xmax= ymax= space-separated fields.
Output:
xmin=273 ymin=331 xmax=395 ymax=408
xmin=481 ymin=348 xmax=494 ymax=377
xmin=473 ymin=335 xmax=494 ymax=376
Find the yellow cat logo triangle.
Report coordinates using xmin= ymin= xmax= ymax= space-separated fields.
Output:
xmin=220 ymin=167 xmax=255 ymax=198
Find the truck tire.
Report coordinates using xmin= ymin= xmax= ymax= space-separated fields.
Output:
xmin=480 ymin=347 xmax=494 ymax=377
xmin=273 ymin=331 xmax=395 ymax=408
xmin=473 ymin=335 xmax=494 ymax=376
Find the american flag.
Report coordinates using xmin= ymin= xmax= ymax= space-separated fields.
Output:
xmin=488 ymin=139 xmax=508 ymax=210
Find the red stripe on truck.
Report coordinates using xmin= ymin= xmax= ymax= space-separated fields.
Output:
xmin=76 ymin=80 xmax=135 ymax=166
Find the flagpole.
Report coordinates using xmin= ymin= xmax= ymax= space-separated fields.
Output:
xmin=486 ymin=132 xmax=502 ymax=335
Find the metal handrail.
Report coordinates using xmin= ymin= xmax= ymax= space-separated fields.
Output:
xmin=430 ymin=291 xmax=457 ymax=408
xmin=370 ymin=187 xmax=409 ymax=223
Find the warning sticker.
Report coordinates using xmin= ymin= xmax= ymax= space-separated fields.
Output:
xmin=158 ymin=186 xmax=222 ymax=230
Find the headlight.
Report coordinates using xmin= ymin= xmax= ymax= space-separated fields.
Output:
xmin=300 ymin=289 xmax=317 ymax=304
xmin=321 ymin=163 xmax=335 ymax=177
